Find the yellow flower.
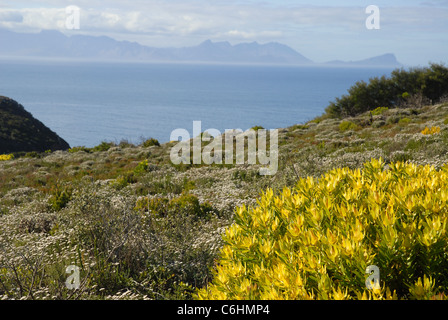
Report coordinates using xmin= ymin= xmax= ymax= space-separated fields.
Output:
xmin=328 ymin=245 xmax=339 ymax=262
xmin=332 ymin=286 xmax=349 ymax=300
xmin=0 ymin=154 xmax=14 ymax=161
xmin=326 ymin=228 xmax=338 ymax=245
xmin=421 ymin=126 xmax=440 ymax=135
xmin=259 ymin=240 xmax=273 ymax=257
xmin=342 ymin=237 xmax=354 ymax=256
xmin=352 ymin=219 xmax=365 ymax=243
xmin=280 ymin=208 xmax=291 ymax=220
xmin=197 ymin=159 xmax=448 ymax=300
xmin=307 ymin=229 xmax=320 ymax=246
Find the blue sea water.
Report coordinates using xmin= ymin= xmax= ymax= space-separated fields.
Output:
xmin=0 ymin=60 xmax=395 ymax=148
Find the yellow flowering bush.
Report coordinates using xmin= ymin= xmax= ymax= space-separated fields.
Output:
xmin=196 ymin=159 xmax=448 ymax=300
xmin=0 ymin=154 xmax=14 ymax=161
xmin=421 ymin=126 xmax=440 ymax=135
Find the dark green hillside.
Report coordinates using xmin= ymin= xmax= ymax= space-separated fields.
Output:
xmin=0 ymin=96 xmax=70 ymax=153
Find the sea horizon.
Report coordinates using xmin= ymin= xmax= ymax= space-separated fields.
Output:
xmin=0 ymin=59 xmax=396 ymax=148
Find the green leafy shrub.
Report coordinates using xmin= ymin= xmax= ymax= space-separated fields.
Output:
xmin=142 ymin=138 xmax=160 ymax=148
xmin=135 ymin=197 xmax=170 ymax=216
xmin=339 ymin=121 xmax=359 ymax=132
xmin=405 ymin=139 xmax=424 ymax=152
xmin=290 ymin=124 xmax=309 ymax=131
xmin=49 ymin=184 xmax=73 ymax=211
xmin=112 ymin=171 xmax=137 ymax=189
xmin=169 ymin=193 xmax=202 ymax=215
xmin=139 ymin=174 xmax=191 ymax=195
xmin=136 ymin=193 xmax=216 ymax=219
xmin=92 ymin=141 xmax=114 ymax=152
xmin=325 ymin=63 xmax=448 ymax=118
xmin=371 ymin=107 xmax=389 ymax=116
xmin=398 ymin=117 xmax=411 ymax=125
xmin=197 ymin=159 xmax=448 ymax=300
xmin=68 ymin=146 xmax=91 ymax=153
xmin=24 ymin=151 xmax=41 ymax=158
xmin=251 ymin=126 xmax=265 ymax=131
xmin=133 ymin=159 xmax=149 ymax=176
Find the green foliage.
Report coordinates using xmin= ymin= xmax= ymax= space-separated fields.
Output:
xmin=138 ymin=174 xmax=195 ymax=195
xmin=290 ymin=124 xmax=309 ymax=131
xmin=135 ymin=197 xmax=170 ymax=216
xmin=133 ymin=159 xmax=149 ymax=176
xmin=112 ymin=171 xmax=137 ymax=189
xmin=92 ymin=141 xmax=115 ymax=152
xmin=169 ymin=193 xmax=202 ymax=215
xmin=68 ymin=146 xmax=91 ymax=153
xmin=339 ymin=121 xmax=359 ymax=132
xmin=398 ymin=117 xmax=411 ymax=125
xmin=49 ymin=184 xmax=73 ymax=211
xmin=69 ymin=142 xmax=115 ymax=153
xmin=142 ymin=138 xmax=161 ymax=148
xmin=24 ymin=151 xmax=41 ymax=158
xmin=405 ymin=139 xmax=425 ymax=152
xmin=325 ymin=63 xmax=448 ymax=118
xmin=251 ymin=125 xmax=265 ymax=131
xmin=136 ymin=193 xmax=216 ymax=219
xmin=371 ymin=107 xmax=389 ymax=116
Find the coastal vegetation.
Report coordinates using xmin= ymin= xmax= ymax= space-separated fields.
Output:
xmin=324 ymin=63 xmax=448 ymax=118
xmin=1 ymin=64 xmax=448 ymax=299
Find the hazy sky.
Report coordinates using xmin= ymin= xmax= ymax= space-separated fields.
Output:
xmin=1 ymin=0 xmax=447 ymax=66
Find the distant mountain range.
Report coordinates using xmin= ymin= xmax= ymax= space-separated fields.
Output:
xmin=0 ymin=29 xmax=402 ymax=67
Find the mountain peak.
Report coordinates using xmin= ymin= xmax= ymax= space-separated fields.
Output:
xmin=325 ymin=53 xmax=401 ymax=67
xmin=200 ymin=39 xmax=213 ymax=45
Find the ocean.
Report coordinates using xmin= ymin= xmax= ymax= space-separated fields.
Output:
xmin=0 ymin=59 xmax=395 ymax=148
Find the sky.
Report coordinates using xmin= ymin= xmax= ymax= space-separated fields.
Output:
xmin=0 ymin=0 xmax=447 ymax=66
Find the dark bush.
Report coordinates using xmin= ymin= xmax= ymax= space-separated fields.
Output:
xmin=325 ymin=63 xmax=448 ymax=118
